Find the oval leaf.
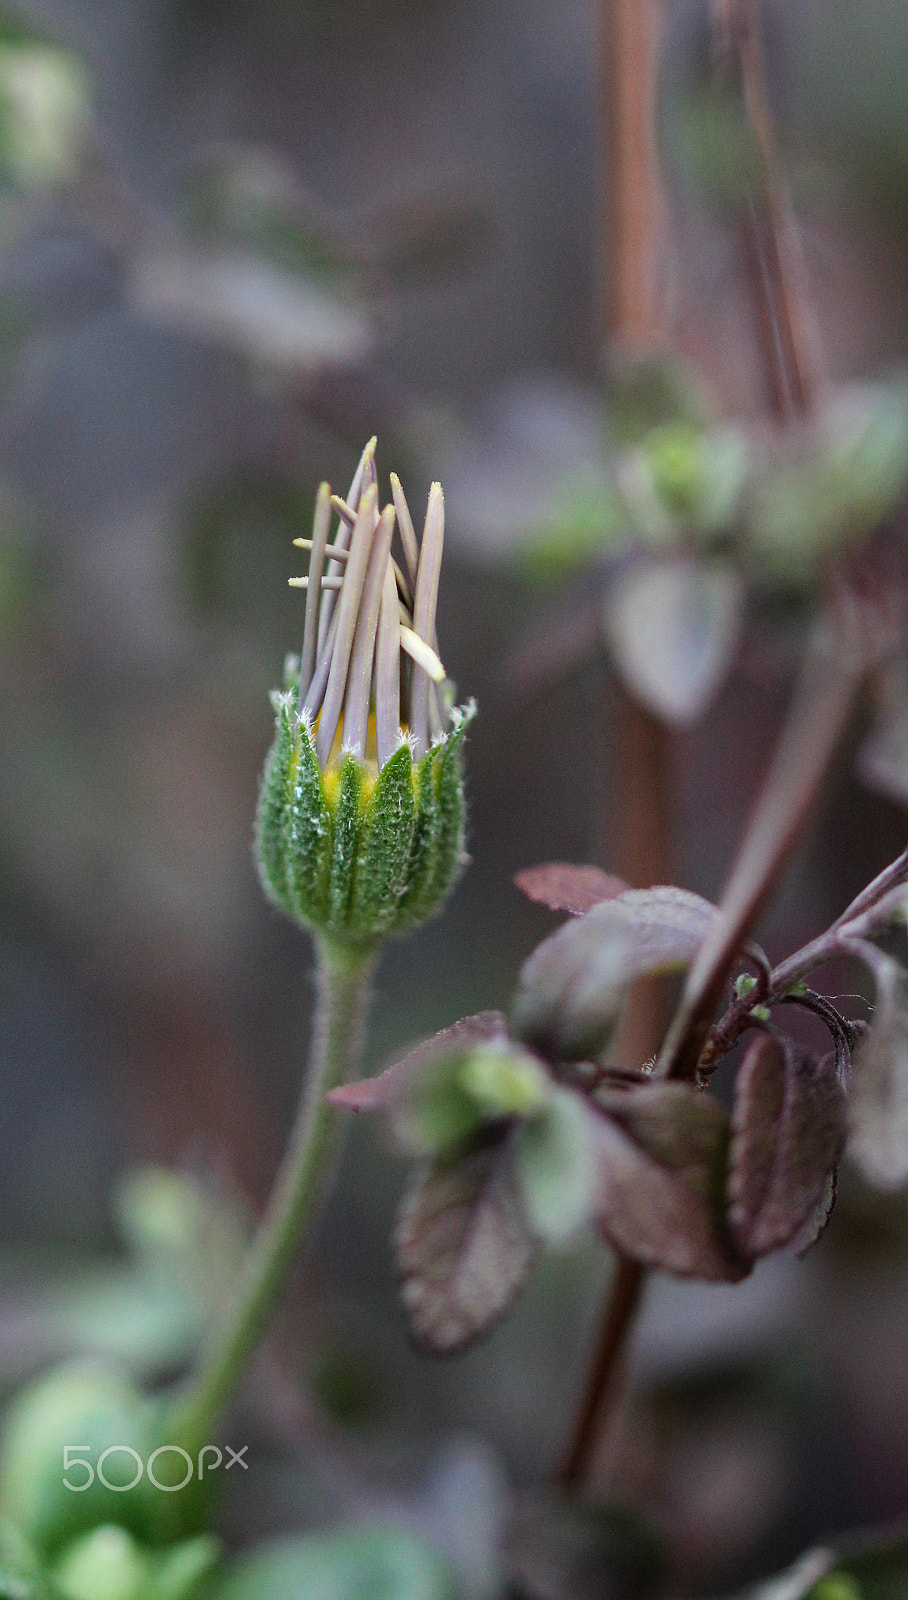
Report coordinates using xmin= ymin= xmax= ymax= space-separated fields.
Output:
xmin=207 ymin=1526 xmax=454 ymax=1600
xmin=592 ymin=1083 xmax=742 ymax=1281
xmin=857 ymin=699 xmax=908 ymax=806
xmin=847 ymin=950 xmax=908 ymax=1190
xmin=602 ymin=559 xmax=742 ymax=725
xmin=512 ymin=888 xmax=716 ymax=1062
xmin=514 ymin=863 xmax=628 ymax=916
xmin=395 ymin=1131 xmax=538 ymax=1353
xmin=728 ymin=1034 xmax=845 ymax=1258
xmin=514 ymin=1087 xmax=599 ymax=1244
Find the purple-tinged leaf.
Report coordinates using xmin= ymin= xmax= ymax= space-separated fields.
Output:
xmin=504 ymin=1494 xmax=666 ymax=1600
xmin=846 ymin=948 xmax=908 ymax=1190
xmin=512 ymin=888 xmax=716 ymax=1062
xmin=328 ymin=1012 xmax=509 ymax=1113
xmin=591 ymin=1083 xmax=742 ymax=1281
xmin=788 ymin=1169 xmax=837 ymax=1257
xmin=602 ymin=558 xmax=743 ymax=725
xmin=332 ymin=1012 xmax=549 ymax=1156
xmin=514 ymin=863 xmax=629 ymax=916
xmin=727 ymin=1034 xmax=845 ymax=1258
xmin=395 ymin=1130 xmax=538 ymax=1353
xmin=857 ymin=698 xmax=908 ymax=806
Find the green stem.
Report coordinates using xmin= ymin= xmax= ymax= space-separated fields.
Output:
xmin=163 ymin=933 xmax=376 ymax=1458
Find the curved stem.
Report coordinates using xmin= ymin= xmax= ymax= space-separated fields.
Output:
xmin=162 ymin=933 xmax=376 ymax=1458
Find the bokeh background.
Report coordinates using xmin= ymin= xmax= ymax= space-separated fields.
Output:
xmin=3 ymin=1 xmax=908 ymax=1594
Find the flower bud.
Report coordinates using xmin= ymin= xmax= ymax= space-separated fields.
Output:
xmin=255 ymin=441 xmax=474 ymax=945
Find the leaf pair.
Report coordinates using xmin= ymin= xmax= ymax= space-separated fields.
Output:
xmin=333 ymin=1014 xmax=845 ymax=1353
xmin=588 ymin=1029 xmax=843 ymax=1283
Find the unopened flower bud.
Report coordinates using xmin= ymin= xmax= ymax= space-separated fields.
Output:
xmin=255 ymin=440 xmax=474 ymax=945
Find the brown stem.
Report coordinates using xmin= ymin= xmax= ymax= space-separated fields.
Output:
xmin=714 ymin=0 xmax=824 ymax=417
xmin=658 ymin=595 xmax=866 ymax=1082
xmin=611 ymin=683 xmax=673 ymax=1066
xmin=599 ymin=0 xmax=665 ymax=351
xmin=559 ymin=1255 xmax=646 ymax=1489
xmin=562 ymin=0 xmax=669 ymax=1499
xmin=564 ymin=680 xmax=672 ymax=1494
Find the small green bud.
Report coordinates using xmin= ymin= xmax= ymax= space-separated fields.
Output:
xmin=735 ymin=972 xmax=757 ymax=999
xmin=458 ymin=1045 xmax=549 ymax=1117
xmin=809 ymin=1574 xmax=862 ymax=1600
xmin=53 ymin=1527 xmax=221 ymax=1600
xmin=785 ymin=978 xmax=808 ymax=997
xmin=750 ymin=1003 xmax=771 ymax=1022
xmin=54 ymin=1524 xmax=151 ymax=1600
xmin=255 ymin=443 xmax=474 ymax=945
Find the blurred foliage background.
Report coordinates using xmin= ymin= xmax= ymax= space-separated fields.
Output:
xmin=3 ymin=0 xmax=908 ymax=1595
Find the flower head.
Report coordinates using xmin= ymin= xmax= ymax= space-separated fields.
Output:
xmin=255 ymin=440 xmax=474 ymax=944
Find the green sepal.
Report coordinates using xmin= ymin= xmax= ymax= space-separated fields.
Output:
xmin=255 ymin=691 xmax=473 ymax=943
xmin=397 ymin=704 xmax=473 ymax=929
xmin=281 ymin=654 xmax=300 ymax=695
xmin=350 ymin=741 xmax=416 ymax=936
xmin=396 ymin=742 xmax=440 ymax=930
xmin=421 ymin=707 xmax=472 ymax=915
xmin=254 ymin=694 xmax=296 ymax=909
xmin=285 ymin=718 xmax=332 ymax=926
xmin=328 ymin=754 xmax=365 ymax=927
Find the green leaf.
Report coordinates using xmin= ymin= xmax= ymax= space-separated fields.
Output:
xmin=206 ymin=1526 xmax=455 ymax=1600
xmin=512 ymin=887 xmax=716 ymax=1062
xmin=154 ymin=1535 xmax=221 ymax=1600
xmin=0 ymin=43 xmax=91 ymax=190
xmin=846 ymin=949 xmax=908 ymax=1190
xmin=0 ymin=1362 xmax=154 ymax=1556
xmin=727 ymin=1034 xmax=845 ymax=1259
xmin=0 ymin=1518 xmax=67 ymax=1599
xmin=514 ymin=1088 xmax=598 ymax=1244
xmin=622 ymin=422 xmax=748 ymax=541
xmin=395 ymin=1130 xmax=538 ymax=1353
xmin=521 ymin=482 xmax=629 ymax=580
xmin=746 ymin=384 xmax=908 ymax=584
xmin=602 ymin=559 xmax=742 ymax=725
xmin=53 ymin=1525 xmax=151 ymax=1600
